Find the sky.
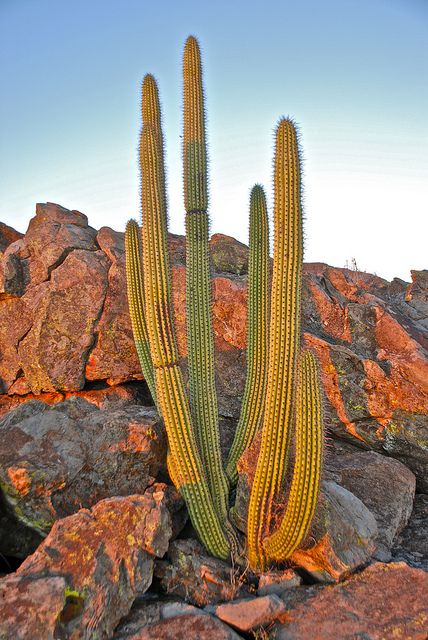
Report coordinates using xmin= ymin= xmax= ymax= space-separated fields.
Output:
xmin=1 ymin=0 xmax=427 ymax=281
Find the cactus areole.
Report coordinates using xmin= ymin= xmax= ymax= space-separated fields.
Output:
xmin=125 ymin=35 xmax=324 ymax=571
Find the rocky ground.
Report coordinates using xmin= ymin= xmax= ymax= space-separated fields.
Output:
xmin=0 ymin=203 xmax=427 ymax=638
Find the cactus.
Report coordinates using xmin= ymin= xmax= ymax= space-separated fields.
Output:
xmin=264 ymin=349 xmax=323 ymax=561
xmin=139 ymin=123 xmax=230 ymax=559
xmin=183 ymin=36 xmax=231 ymax=531
xmin=126 ymin=38 xmax=323 ymax=570
xmin=247 ymin=118 xmax=305 ymax=571
xmin=226 ymin=185 xmax=269 ymax=484
xmin=124 ymin=219 xmax=156 ymax=405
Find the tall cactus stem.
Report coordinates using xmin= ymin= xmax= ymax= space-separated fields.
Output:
xmin=140 ymin=124 xmax=230 ymax=559
xmin=264 ymin=350 xmax=323 ymax=561
xmin=183 ymin=35 xmax=231 ymax=529
xmin=125 ymin=219 xmax=157 ymax=405
xmin=247 ymin=118 xmax=303 ymax=571
xmin=226 ymin=185 xmax=269 ymax=484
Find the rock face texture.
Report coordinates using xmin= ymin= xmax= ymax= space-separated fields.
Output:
xmin=1 ymin=203 xmax=427 ymax=489
xmin=0 ymin=397 xmax=168 ymax=554
xmin=0 ymin=487 xmax=177 ymax=639
xmin=273 ymin=562 xmax=428 ymax=640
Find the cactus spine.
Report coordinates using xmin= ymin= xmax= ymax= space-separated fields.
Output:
xmin=247 ymin=118 xmax=304 ymax=571
xmin=183 ymin=36 xmax=231 ymax=529
xmin=140 ymin=121 xmax=230 ymax=560
xmin=226 ymin=185 xmax=269 ymax=484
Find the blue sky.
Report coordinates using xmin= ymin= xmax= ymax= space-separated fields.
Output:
xmin=1 ymin=0 xmax=427 ymax=280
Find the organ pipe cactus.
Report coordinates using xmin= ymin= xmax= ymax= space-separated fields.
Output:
xmin=125 ymin=35 xmax=324 ymax=571
xmin=183 ymin=37 xmax=232 ymax=534
xmin=226 ymin=185 xmax=269 ymax=484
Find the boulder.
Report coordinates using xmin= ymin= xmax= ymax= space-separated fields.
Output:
xmin=273 ymin=562 xmax=428 ymax=640
xmin=290 ymin=481 xmax=378 ymax=582
xmin=155 ymin=538 xmax=250 ymax=606
xmin=0 ymin=487 xmax=176 ymax=639
xmin=327 ymin=449 xmax=416 ymax=560
xmin=0 ymin=397 xmax=168 ymax=552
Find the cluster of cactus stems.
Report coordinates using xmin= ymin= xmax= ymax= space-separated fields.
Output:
xmin=125 ymin=36 xmax=323 ymax=571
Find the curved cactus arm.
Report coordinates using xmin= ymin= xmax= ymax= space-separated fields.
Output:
xmin=247 ymin=118 xmax=303 ymax=571
xmin=125 ymin=219 xmax=157 ymax=406
xmin=226 ymin=184 xmax=269 ymax=485
xmin=140 ymin=124 xmax=230 ymax=559
xmin=264 ymin=350 xmax=323 ymax=561
xmin=183 ymin=35 xmax=231 ymax=529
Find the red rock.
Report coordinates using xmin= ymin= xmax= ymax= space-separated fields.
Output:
xmin=18 ymin=249 xmax=110 ymax=393
xmin=210 ymin=233 xmax=249 ymax=275
xmin=0 ymin=221 xmax=23 ymax=253
xmin=274 ymin=562 xmax=428 ymax=640
xmin=116 ymin=613 xmax=243 ymax=640
xmin=214 ymin=595 xmax=287 ymax=632
xmin=0 ymin=487 xmax=176 ymax=639
xmin=0 ymin=398 xmax=168 ymax=550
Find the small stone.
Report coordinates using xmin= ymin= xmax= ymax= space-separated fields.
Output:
xmin=257 ymin=569 xmax=302 ymax=596
xmin=214 ymin=595 xmax=287 ymax=632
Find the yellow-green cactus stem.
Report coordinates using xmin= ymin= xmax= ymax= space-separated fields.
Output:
xmin=140 ymin=124 xmax=230 ymax=559
xmin=183 ymin=35 xmax=231 ymax=529
xmin=247 ymin=118 xmax=303 ymax=571
xmin=264 ymin=350 xmax=323 ymax=561
xmin=125 ymin=219 xmax=156 ymax=405
xmin=226 ymin=185 xmax=269 ymax=485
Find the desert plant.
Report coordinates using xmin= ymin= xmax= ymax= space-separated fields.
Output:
xmin=125 ymin=35 xmax=323 ymax=572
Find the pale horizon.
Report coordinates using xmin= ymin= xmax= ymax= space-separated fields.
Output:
xmin=1 ymin=0 xmax=427 ymax=282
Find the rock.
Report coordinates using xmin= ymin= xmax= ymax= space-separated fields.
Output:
xmin=0 ymin=397 xmax=168 ymax=550
xmin=214 ymin=595 xmax=287 ymax=632
xmin=115 ymin=612 xmax=243 ymax=640
xmin=290 ymin=481 xmax=378 ymax=583
xmin=0 ymin=380 xmax=152 ymax=418
xmin=210 ymin=233 xmax=249 ymax=275
xmin=257 ymin=569 xmax=302 ymax=596
xmin=18 ymin=248 xmax=110 ymax=393
xmin=0 ymin=488 xmax=175 ymax=639
xmin=273 ymin=562 xmax=428 ymax=640
xmin=327 ymin=450 xmax=416 ymax=560
xmin=85 ymin=226 xmax=143 ymax=385
xmin=0 ymin=221 xmax=23 ymax=253
xmin=0 ymin=203 xmax=427 ymax=490
xmin=155 ymin=538 xmax=250 ymax=606
xmin=392 ymin=494 xmax=428 ymax=570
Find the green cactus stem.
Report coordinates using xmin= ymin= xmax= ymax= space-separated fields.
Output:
xmin=226 ymin=185 xmax=269 ymax=485
xmin=264 ymin=349 xmax=323 ymax=561
xmin=125 ymin=219 xmax=156 ymax=405
xmin=247 ymin=118 xmax=304 ymax=571
xmin=140 ymin=124 xmax=230 ymax=559
xmin=183 ymin=35 xmax=231 ymax=530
